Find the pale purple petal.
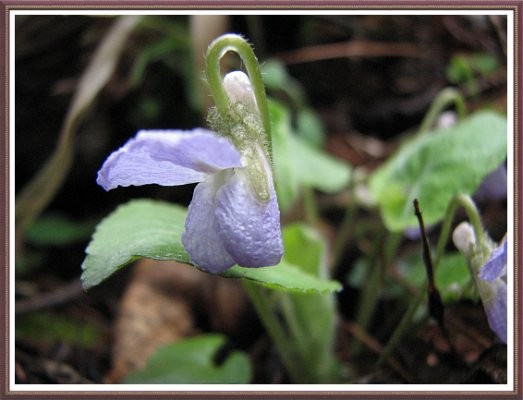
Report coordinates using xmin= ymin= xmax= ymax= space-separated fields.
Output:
xmin=181 ymin=172 xmax=236 ymax=273
xmin=215 ymin=169 xmax=283 ymax=268
xmin=482 ymin=281 xmax=507 ymax=344
xmin=479 ymin=240 xmax=507 ymax=282
xmin=97 ymin=129 xmax=242 ymax=190
xmin=477 ymin=239 xmax=507 ymax=344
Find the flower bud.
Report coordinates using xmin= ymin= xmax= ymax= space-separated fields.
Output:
xmin=223 ymin=71 xmax=259 ymax=116
xmin=209 ymin=70 xmax=272 ymax=203
xmin=452 ymin=221 xmax=476 ymax=257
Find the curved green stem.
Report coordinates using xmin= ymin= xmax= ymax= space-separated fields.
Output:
xmin=418 ymin=87 xmax=467 ymax=134
xmin=205 ymin=34 xmax=272 ymax=156
xmin=435 ymin=193 xmax=485 ymax=267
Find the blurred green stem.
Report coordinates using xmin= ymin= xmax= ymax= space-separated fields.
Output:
xmin=302 ymin=186 xmax=318 ymax=226
xmin=350 ymin=231 xmax=402 ymax=355
xmin=333 ymin=183 xmax=357 ymax=266
xmin=242 ymin=281 xmax=302 ymax=383
xmin=418 ymin=87 xmax=467 ymax=134
xmin=376 ymin=291 xmax=426 ymax=367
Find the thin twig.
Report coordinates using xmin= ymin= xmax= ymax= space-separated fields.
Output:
xmin=15 ymin=280 xmax=84 ymax=314
xmin=413 ymin=199 xmax=444 ymax=328
xmin=277 ymin=40 xmax=426 ymax=65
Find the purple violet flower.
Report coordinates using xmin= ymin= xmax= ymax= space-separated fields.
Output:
xmin=97 ymin=129 xmax=283 ymax=274
xmin=453 ymin=224 xmax=507 ymax=344
xmin=478 ymin=239 xmax=507 ymax=344
xmin=97 ymin=70 xmax=283 ymax=274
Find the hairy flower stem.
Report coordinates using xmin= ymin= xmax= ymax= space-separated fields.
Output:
xmin=418 ymin=87 xmax=467 ymax=134
xmin=205 ymin=34 xmax=272 ymax=157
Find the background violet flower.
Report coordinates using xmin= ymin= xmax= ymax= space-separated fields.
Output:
xmin=478 ymin=239 xmax=507 ymax=343
xmin=453 ymin=223 xmax=507 ymax=344
xmin=97 ymin=128 xmax=283 ymax=274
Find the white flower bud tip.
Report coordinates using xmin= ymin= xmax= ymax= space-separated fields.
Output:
xmin=452 ymin=221 xmax=476 ymax=255
xmin=223 ymin=71 xmax=259 ymax=115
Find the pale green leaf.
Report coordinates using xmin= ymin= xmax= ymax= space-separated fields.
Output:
xmin=271 ymin=100 xmax=300 ymax=211
xmin=293 ymin=135 xmax=350 ymax=193
xmin=223 ymin=260 xmax=341 ymax=294
xmin=81 ymin=199 xmax=190 ymax=289
xmin=270 ymin=100 xmax=351 ymax=212
xmin=369 ymin=111 xmax=507 ymax=231
xmin=281 ymin=223 xmax=326 ymax=276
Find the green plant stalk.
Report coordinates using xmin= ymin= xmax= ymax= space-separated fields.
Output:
xmin=418 ymin=87 xmax=467 ymax=134
xmin=302 ymin=186 xmax=319 ymax=226
xmin=376 ymin=291 xmax=426 ymax=367
xmin=277 ymin=294 xmax=316 ymax=382
xmin=376 ymin=193 xmax=485 ymax=368
xmin=276 ymin=292 xmax=339 ymax=383
xmin=350 ymin=231 xmax=402 ymax=355
xmin=333 ymin=183 xmax=357 ymax=266
xmin=242 ymin=281 xmax=303 ymax=383
xmin=205 ymin=34 xmax=273 ymax=158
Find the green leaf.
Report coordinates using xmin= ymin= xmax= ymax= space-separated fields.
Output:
xmin=270 ymin=100 xmax=351 ymax=212
xmin=369 ymin=111 xmax=507 ymax=231
xmin=470 ymin=53 xmax=499 ymax=75
xmin=82 ymin=199 xmax=341 ymax=293
xmin=296 ymin=108 xmax=326 ymax=147
xmin=26 ymin=213 xmax=96 ymax=246
xmin=81 ymin=199 xmax=190 ymax=289
xmin=124 ymin=334 xmax=251 ymax=384
xmin=293 ymin=135 xmax=350 ymax=193
xmin=261 ymin=59 xmax=306 ymax=108
xmin=223 ymin=261 xmax=341 ymax=294
xmin=281 ymin=223 xmax=325 ymax=276
xmin=271 ymin=100 xmax=300 ymax=211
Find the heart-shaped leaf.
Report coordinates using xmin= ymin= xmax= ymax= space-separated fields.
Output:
xmin=369 ymin=111 xmax=507 ymax=231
